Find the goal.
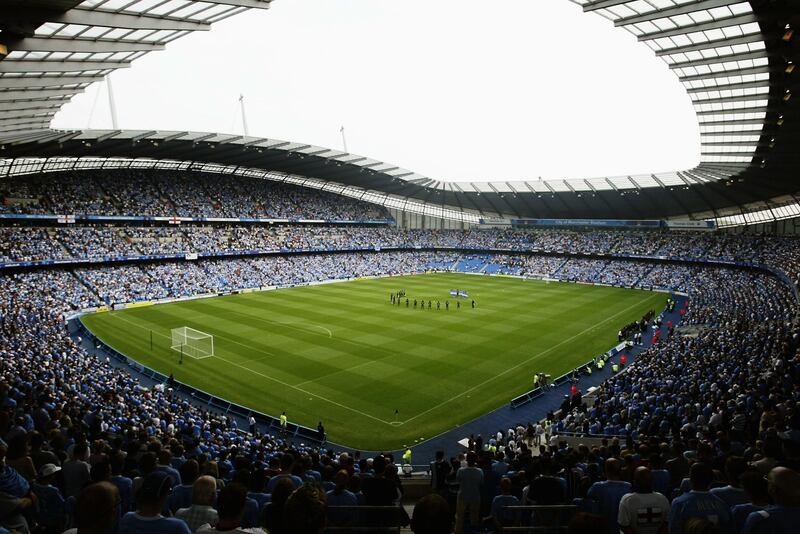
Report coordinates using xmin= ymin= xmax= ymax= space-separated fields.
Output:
xmin=171 ymin=327 xmax=214 ymax=359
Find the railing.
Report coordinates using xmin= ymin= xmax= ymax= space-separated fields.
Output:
xmin=496 ymin=505 xmax=578 ymax=533
xmin=325 ymin=505 xmax=406 ymax=533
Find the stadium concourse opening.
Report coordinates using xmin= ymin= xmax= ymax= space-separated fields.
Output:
xmin=1 ymin=0 xmax=799 ymax=533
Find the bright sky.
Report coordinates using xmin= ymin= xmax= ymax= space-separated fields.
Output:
xmin=51 ymin=0 xmax=700 ymax=183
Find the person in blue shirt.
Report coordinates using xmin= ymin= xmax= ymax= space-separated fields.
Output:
xmin=31 ymin=463 xmax=66 ymax=531
xmin=490 ymin=476 xmax=520 ymax=530
xmin=731 ymin=471 xmax=770 ymax=534
xmin=110 ymin=452 xmax=133 ymax=514
xmin=169 ymin=460 xmax=199 ymax=514
xmin=742 ymin=467 xmax=800 ymax=534
xmin=326 ymin=469 xmax=359 ymax=527
xmin=587 ymin=457 xmax=631 ymax=534
xmin=266 ymin=453 xmax=303 ymax=493
xmin=668 ymin=462 xmax=730 ymax=534
xmin=155 ymin=451 xmax=182 ymax=486
xmin=119 ymin=471 xmax=191 ymax=534
xmin=710 ymin=456 xmax=749 ymax=509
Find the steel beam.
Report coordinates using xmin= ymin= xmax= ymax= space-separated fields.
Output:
xmin=701 ymin=151 xmax=758 ymax=157
xmin=54 ymin=7 xmax=211 ymax=31
xmin=0 ymin=99 xmax=70 ymax=112
xmin=0 ymin=123 xmax=49 ymax=133
xmin=198 ymin=0 xmax=272 ymax=8
xmin=8 ymin=36 xmax=165 ymax=53
xmin=0 ymin=109 xmax=55 ymax=121
xmin=583 ymin=0 xmax=636 ymax=12
xmin=701 ymin=140 xmax=767 ymax=147
xmin=615 ymin=0 xmax=744 ymax=27
xmin=685 ymin=79 xmax=770 ymax=93
xmin=656 ymin=32 xmax=764 ymax=57
xmin=0 ymin=118 xmax=51 ymax=129
xmin=691 ymin=92 xmax=770 ymax=105
xmin=638 ymin=14 xmax=758 ymax=42
xmin=678 ymin=64 xmax=770 ymax=82
xmin=699 ymin=118 xmax=767 ymax=126
xmin=700 ymin=129 xmax=764 ymax=136
xmin=0 ymin=88 xmax=84 ymax=101
xmin=696 ymin=105 xmax=768 ymax=116
xmin=668 ymin=49 xmax=767 ymax=69
xmin=0 ymin=76 xmax=102 ymax=89
xmin=0 ymin=59 xmax=130 ymax=73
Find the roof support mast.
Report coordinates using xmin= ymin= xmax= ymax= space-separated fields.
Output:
xmin=106 ymin=75 xmax=119 ymax=130
xmin=239 ymin=94 xmax=249 ymax=136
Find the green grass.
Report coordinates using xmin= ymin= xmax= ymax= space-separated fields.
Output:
xmin=80 ymin=273 xmax=664 ymax=450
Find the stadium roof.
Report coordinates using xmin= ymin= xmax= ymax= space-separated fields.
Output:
xmin=0 ymin=0 xmax=797 ymax=223
xmin=0 ymin=0 xmax=271 ymax=132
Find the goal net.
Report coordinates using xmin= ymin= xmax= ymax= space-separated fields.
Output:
xmin=171 ymin=327 xmax=214 ymax=359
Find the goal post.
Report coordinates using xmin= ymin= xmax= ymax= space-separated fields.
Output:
xmin=171 ymin=326 xmax=214 ymax=360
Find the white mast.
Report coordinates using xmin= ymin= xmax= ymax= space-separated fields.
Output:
xmin=105 ymin=74 xmax=119 ymax=129
xmin=239 ymin=94 xmax=249 ymax=136
xmin=340 ymin=125 xmax=348 ymax=152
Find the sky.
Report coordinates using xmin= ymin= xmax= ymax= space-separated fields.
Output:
xmin=51 ymin=0 xmax=701 ymax=183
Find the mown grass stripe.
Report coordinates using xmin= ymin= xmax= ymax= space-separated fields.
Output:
xmin=81 ymin=273 xmax=665 ymax=450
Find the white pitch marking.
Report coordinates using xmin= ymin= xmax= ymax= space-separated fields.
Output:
xmin=107 ymin=313 xmax=394 ymax=425
xmin=397 ymin=296 xmax=655 ymax=426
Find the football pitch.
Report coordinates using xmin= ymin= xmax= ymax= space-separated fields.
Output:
xmin=80 ymin=273 xmax=664 ymax=450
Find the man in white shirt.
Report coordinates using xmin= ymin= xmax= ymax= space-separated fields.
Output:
xmin=618 ymin=466 xmax=670 ymax=534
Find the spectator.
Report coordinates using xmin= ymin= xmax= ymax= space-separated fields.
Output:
xmin=410 ymin=493 xmax=452 ymax=534
xmin=61 ymin=442 xmax=91 ymax=499
xmin=284 ymin=483 xmax=326 ymax=534
xmin=196 ymin=483 xmax=263 ymax=533
xmin=741 ymin=467 xmax=800 ymax=534
xmin=175 ymin=475 xmax=219 ymax=533
xmin=63 ymin=481 xmax=121 ymax=534
xmin=710 ymin=456 xmax=748 ymax=509
xmin=429 ymin=449 xmax=451 ymax=499
xmin=170 ymin=460 xmax=200 ymax=514
xmin=587 ymin=457 xmax=631 ymax=534
xmin=454 ymin=451 xmax=483 ymax=533
xmin=325 ymin=469 xmax=358 ymax=527
xmin=30 ymin=463 xmax=66 ymax=531
xmin=668 ymin=463 xmax=730 ymax=534
xmin=265 ymin=454 xmax=302 ymax=493
xmin=618 ymin=466 xmax=670 ymax=534
xmin=731 ymin=471 xmax=770 ymax=534
xmin=0 ymin=437 xmax=34 ymax=534
xmin=489 ymin=476 xmax=520 ymax=530
xmin=119 ymin=471 xmax=191 ymax=534
xmin=260 ymin=478 xmax=293 ymax=534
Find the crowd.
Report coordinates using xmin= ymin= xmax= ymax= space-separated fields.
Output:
xmin=2 ymin=224 xmax=800 ymax=295
xmin=0 ymin=246 xmax=794 ymax=313
xmin=1 ymin=243 xmax=798 ymax=532
xmin=1 ymin=171 xmax=800 ymax=533
xmin=0 ymin=170 xmax=390 ymax=221
xmin=428 ymin=263 xmax=800 ymax=533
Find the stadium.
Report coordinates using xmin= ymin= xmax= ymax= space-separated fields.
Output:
xmin=0 ymin=0 xmax=799 ymax=533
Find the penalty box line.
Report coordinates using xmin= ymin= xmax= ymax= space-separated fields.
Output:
xmin=109 ymin=313 xmax=396 ymax=426
xmin=398 ymin=296 xmax=654 ymax=426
